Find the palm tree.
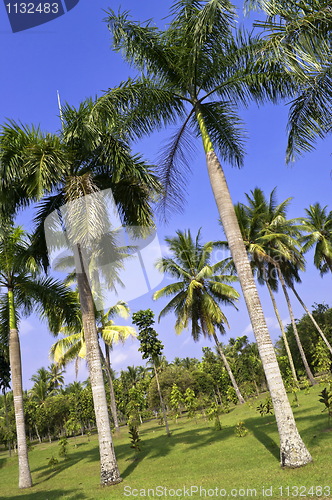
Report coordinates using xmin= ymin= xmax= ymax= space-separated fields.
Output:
xmin=100 ymin=0 xmax=312 ymax=466
xmin=233 ymin=195 xmax=299 ymax=384
xmin=153 ymin=229 xmax=245 ymax=404
xmin=48 ymin=363 xmax=65 ymax=392
xmin=300 ymin=203 xmax=332 ymax=275
xmin=99 ymin=302 xmax=136 ymax=432
xmin=51 ymin=301 xmax=136 ymax=432
xmin=238 ymin=188 xmax=318 ymax=384
xmin=240 ymin=189 xmax=332 ymax=377
xmin=244 ymin=0 xmax=332 ymax=162
xmin=0 ymin=226 xmax=77 ymax=488
xmin=0 ymin=98 xmax=160 ymax=485
xmin=64 ymin=381 xmax=84 ymax=395
xmin=29 ymin=367 xmax=54 ymax=403
xmin=120 ymin=366 xmax=143 ymax=389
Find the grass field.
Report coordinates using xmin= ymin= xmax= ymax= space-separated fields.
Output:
xmin=1 ymin=384 xmax=332 ymax=500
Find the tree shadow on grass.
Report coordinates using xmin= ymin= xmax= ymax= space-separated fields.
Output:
xmin=121 ymin=450 xmax=149 ymax=479
xmin=244 ymin=415 xmax=280 ymax=461
xmin=119 ymin=424 xmax=234 ymax=479
xmin=0 ymin=456 xmax=8 ymax=469
xmin=32 ymin=446 xmax=99 ymax=485
xmin=243 ymin=407 xmax=331 ymax=463
xmin=8 ymin=488 xmax=87 ymax=500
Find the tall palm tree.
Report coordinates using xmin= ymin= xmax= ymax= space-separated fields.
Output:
xmin=300 ymin=203 xmax=332 ymax=275
xmin=0 ymin=226 xmax=77 ymax=488
xmin=51 ymin=301 xmax=136 ymax=432
xmin=237 ymin=188 xmax=316 ymax=382
xmin=240 ymin=189 xmax=332 ymax=374
xmin=100 ymin=0 xmax=312 ymax=467
xmin=244 ymin=0 xmax=332 ymax=162
xmin=153 ymin=229 xmax=245 ymax=404
xmin=233 ymin=195 xmax=299 ymax=384
xmin=0 ymin=98 xmax=160 ymax=485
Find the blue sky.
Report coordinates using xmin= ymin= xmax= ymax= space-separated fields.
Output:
xmin=0 ymin=0 xmax=331 ymax=389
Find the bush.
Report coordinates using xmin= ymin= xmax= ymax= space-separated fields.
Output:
xmin=234 ymin=421 xmax=248 ymax=437
xmin=58 ymin=436 xmax=68 ymax=459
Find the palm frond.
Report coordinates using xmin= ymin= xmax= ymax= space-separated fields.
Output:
xmin=156 ymin=115 xmax=196 ymax=217
xmin=96 ymin=78 xmax=186 ymax=140
xmin=101 ymin=325 xmax=136 ymax=345
xmin=105 ymin=9 xmax=180 ymax=85
xmin=286 ymin=67 xmax=332 ymax=162
xmin=194 ymin=101 xmax=245 ymax=167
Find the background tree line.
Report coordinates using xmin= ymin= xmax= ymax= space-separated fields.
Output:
xmin=1 ymin=301 xmax=331 ymax=454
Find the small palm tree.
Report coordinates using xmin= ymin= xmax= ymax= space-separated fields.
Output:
xmin=153 ymin=229 xmax=245 ymax=404
xmin=48 ymin=363 xmax=65 ymax=392
xmin=29 ymin=367 xmax=54 ymax=403
xmin=238 ymin=189 xmax=332 ymax=377
xmin=51 ymin=301 xmax=136 ymax=431
xmin=0 ymin=226 xmax=77 ymax=488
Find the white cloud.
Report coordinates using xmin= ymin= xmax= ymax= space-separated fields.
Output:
xmin=242 ymin=316 xmax=285 ymax=336
xmin=111 ymin=342 xmax=143 ymax=371
xmin=19 ymin=319 xmax=34 ymax=336
xmin=242 ymin=323 xmax=253 ymax=335
xmin=282 ymin=316 xmax=291 ymax=327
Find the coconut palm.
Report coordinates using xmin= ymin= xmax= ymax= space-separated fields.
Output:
xmin=29 ymin=367 xmax=54 ymax=403
xmin=300 ymin=203 xmax=332 ymax=275
xmin=51 ymin=301 xmax=136 ymax=432
xmin=236 ymin=188 xmax=318 ymax=384
xmin=99 ymin=302 xmax=136 ymax=432
xmin=0 ymin=98 xmax=160 ymax=485
xmin=234 ymin=198 xmax=299 ymax=384
xmin=240 ymin=189 xmax=332 ymax=374
xmin=244 ymin=0 xmax=332 ymax=162
xmin=100 ymin=0 xmax=312 ymax=466
xmin=153 ymin=229 xmax=245 ymax=404
xmin=0 ymin=226 xmax=77 ymax=488
xmin=48 ymin=363 xmax=65 ymax=392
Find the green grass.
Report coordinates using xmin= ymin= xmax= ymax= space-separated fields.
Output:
xmin=1 ymin=384 xmax=332 ymax=499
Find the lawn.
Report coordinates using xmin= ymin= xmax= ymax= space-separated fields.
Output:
xmin=1 ymin=384 xmax=332 ymax=499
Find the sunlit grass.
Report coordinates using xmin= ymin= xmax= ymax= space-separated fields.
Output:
xmin=0 ymin=384 xmax=331 ymax=499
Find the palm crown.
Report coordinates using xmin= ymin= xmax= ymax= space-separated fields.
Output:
xmin=100 ymin=0 xmax=295 ymax=211
xmin=0 ymin=226 xmax=78 ymax=342
xmin=153 ymin=229 xmax=239 ymax=341
xmin=300 ymin=203 xmax=332 ymax=275
xmin=51 ymin=301 xmax=136 ymax=367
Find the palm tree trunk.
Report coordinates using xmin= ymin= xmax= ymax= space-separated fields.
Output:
xmin=196 ymin=115 xmax=312 ymax=467
xmin=34 ymin=424 xmax=41 ymax=444
xmin=212 ymin=333 xmax=245 ymax=404
xmin=266 ymin=281 xmax=298 ymax=383
xmin=290 ymin=284 xmax=332 ymax=355
xmin=276 ymin=267 xmax=316 ymax=385
xmin=153 ymin=364 xmax=171 ymax=436
xmin=3 ymin=390 xmax=12 ymax=457
xmin=75 ymin=246 xmax=122 ymax=485
xmin=8 ymin=289 xmax=32 ymax=489
xmin=101 ymin=343 xmax=120 ymax=432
